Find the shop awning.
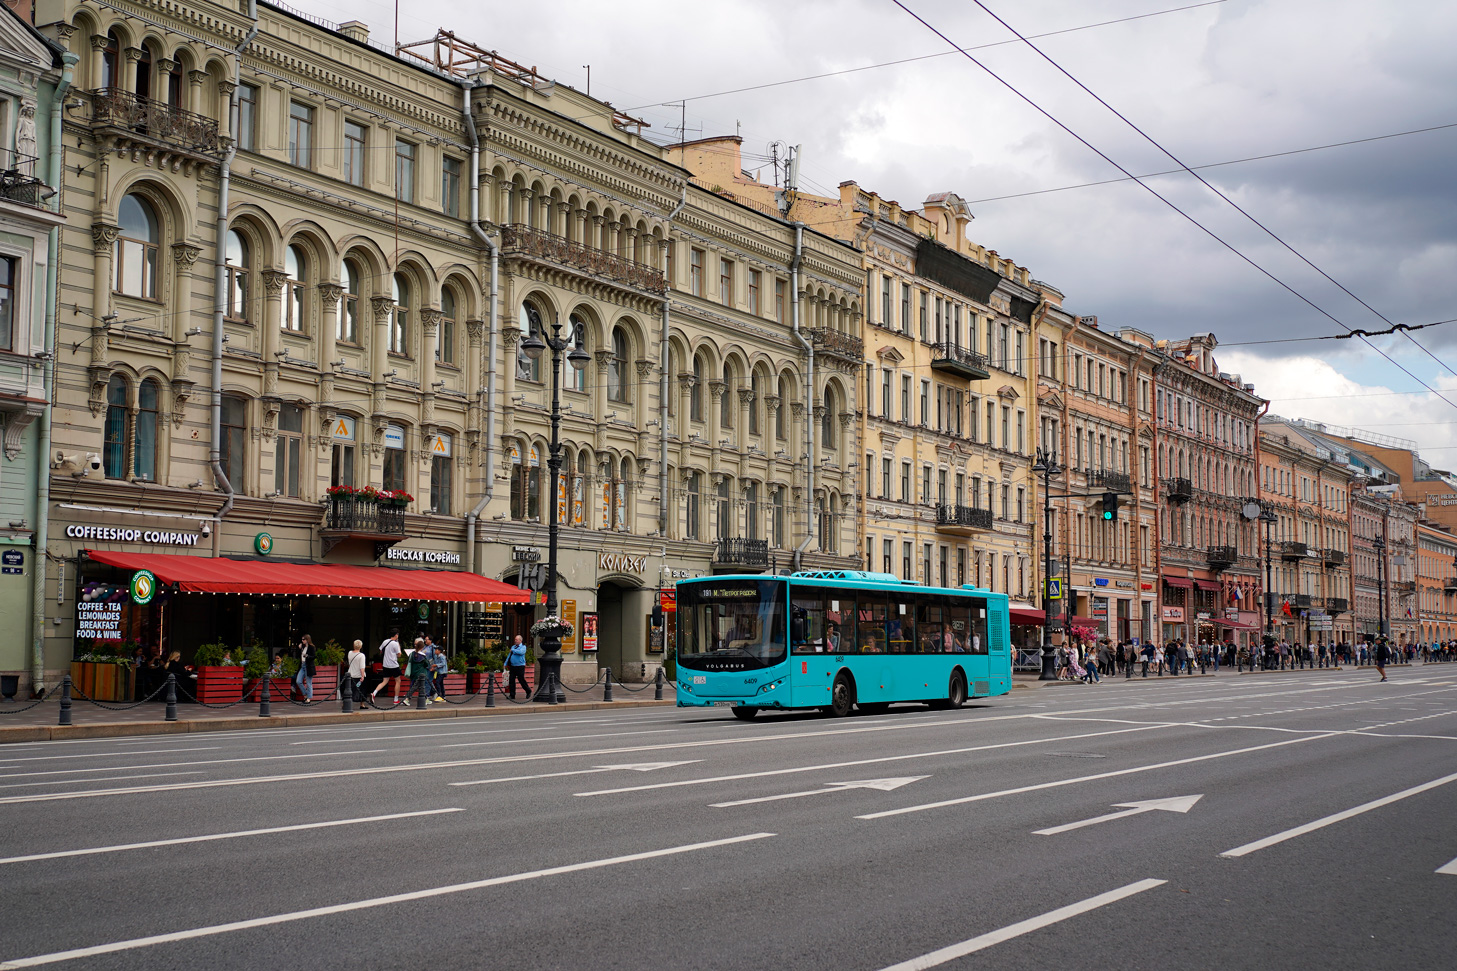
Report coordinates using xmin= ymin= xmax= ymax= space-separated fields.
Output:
xmin=1194 ymin=579 xmax=1222 ymax=592
xmin=84 ymin=551 xmax=531 ymax=603
xmin=1213 ymin=617 xmax=1261 ymax=631
xmin=1163 ymin=576 xmax=1193 ymax=589
xmin=1008 ymin=602 xmax=1046 ymax=625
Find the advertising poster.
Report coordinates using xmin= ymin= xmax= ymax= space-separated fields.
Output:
xmin=581 ymin=612 xmax=599 ymax=653
xmin=561 ymin=599 xmax=577 ymax=653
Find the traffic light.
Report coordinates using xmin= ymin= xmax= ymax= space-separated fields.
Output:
xmin=1101 ymin=492 xmax=1118 ymax=522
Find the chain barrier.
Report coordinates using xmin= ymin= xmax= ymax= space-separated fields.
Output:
xmin=172 ymin=679 xmax=263 ymax=710
xmin=490 ymin=672 xmax=534 ymax=704
xmin=611 ymin=678 xmax=655 ymax=693
xmin=70 ymin=679 xmax=172 ymax=711
xmin=554 ymin=672 xmax=605 ymax=694
xmin=0 ymin=694 xmax=49 ymax=714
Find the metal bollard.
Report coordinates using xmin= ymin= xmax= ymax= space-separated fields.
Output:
xmin=165 ymin=674 xmax=178 ymax=722
xmin=59 ymin=675 xmax=72 ymax=726
xmin=341 ymin=676 xmax=355 ymax=714
xmin=415 ymin=677 xmax=427 ymax=709
xmin=654 ymin=666 xmax=664 ymax=701
xmin=259 ymin=675 xmax=271 ymax=718
xmin=484 ymin=671 xmax=495 ymax=707
xmin=547 ymin=672 xmax=558 ymax=705
xmin=603 ymin=667 xmax=613 ymax=703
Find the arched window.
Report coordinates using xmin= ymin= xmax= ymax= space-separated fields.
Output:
xmin=748 ymin=372 xmax=761 ymax=435
xmin=438 ymin=288 xmax=457 ymax=365
xmin=103 ymin=375 xmax=128 ymax=479
xmin=614 ymin=456 xmax=632 ymax=529
xmin=99 ymin=32 xmax=120 ymax=89
xmin=744 ymin=481 xmax=760 ymax=541
xmin=607 ymin=327 xmax=628 ymax=402
xmin=685 ymin=470 xmax=701 ymax=541
xmin=690 ymin=355 xmax=704 ymax=422
xmin=339 ymin=259 xmax=360 ymax=343
xmin=166 ymin=58 xmax=183 ymax=107
xmin=517 ymin=302 xmax=542 ymax=382
xmin=135 ymin=379 xmax=160 ymax=481
xmin=284 ymin=245 xmax=308 ymax=331
xmin=509 ymin=440 xmax=540 ymax=521
xmin=390 ymin=273 xmax=410 ymax=354
xmin=115 ymin=194 xmax=159 ymax=298
xmin=572 ymin=450 xmax=589 ymax=526
xmin=224 ymin=230 xmax=249 ymax=321
xmin=821 ymin=387 xmax=837 ymax=448
xmin=569 ymin=315 xmax=588 ymax=392
xmin=776 ymin=374 xmax=790 ymax=439
xmin=720 ymin=363 xmax=735 ymax=428
xmin=716 ymin=476 xmax=733 ymax=538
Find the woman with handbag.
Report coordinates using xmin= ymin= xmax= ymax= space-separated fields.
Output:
xmin=295 ymin=634 xmax=316 ymax=702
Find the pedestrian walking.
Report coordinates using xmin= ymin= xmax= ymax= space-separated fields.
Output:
xmin=370 ymin=629 xmax=404 ymax=707
xmin=295 ymin=634 xmax=315 ymax=702
xmin=431 ymin=641 xmax=449 ymax=702
xmin=1375 ymin=637 xmax=1390 ymax=682
xmin=346 ymin=640 xmax=367 ymax=711
xmin=407 ymin=638 xmax=433 ymax=705
xmin=505 ymin=634 xmax=531 ymax=700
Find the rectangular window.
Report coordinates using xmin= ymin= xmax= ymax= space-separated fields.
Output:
xmin=900 ymin=461 xmax=911 ymax=503
xmin=1015 ymin=331 xmax=1024 ymax=375
xmin=901 ymin=375 xmax=911 ymax=423
xmin=901 ymin=283 xmax=911 ymax=334
xmin=395 ymin=139 xmax=416 ymax=204
xmin=220 ymin=396 xmax=246 ymax=488
xmin=237 ymin=84 xmax=259 ymax=153
xmin=275 ymin=404 xmax=303 ymax=498
xmin=431 ymin=454 xmax=453 ymax=514
xmin=441 ymin=156 xmax=462 ymax=218
xmin=903 ymin=541 xmax=913 ymax=582
xmin=920 ymin=380 xmax=929 ymax=425
xmin=881 ymin=276 xmax=892 ymax=326
xmin=882 ymin=371 xmax=892 ymax=417
xmin=748 ymin=269 xmax=761 ymax=315
xmin=720 ymin=258 xmax=733 ymax=306
xmin=922 ymin=464 xmax=931 ymax=505
xmin=690 ymin=249 xmax=704 ymax=297
xmin=383 ymin=433 xmax=407 ymax=493
xmin=774 ymin=279 xmax=786 ymax=323
xmin=343 ymin=120 xmax=366 ymax=186
xmin=1016 ymin=411 xmax=1025 ymax=454
xmin=287 ymin=101 xmax=312 ymax=168
xmin=0 ymin=257 xmax=14 ymax=351
xmin=924 ymin=544 xmax=933 ymax=585
xmin=882 ymin=457 xmax=892 ymax=497
xmin=919 ymin=292 xmax=928 ymax=342
xmin=1001 ymin=407 xmax=1010 ymax=451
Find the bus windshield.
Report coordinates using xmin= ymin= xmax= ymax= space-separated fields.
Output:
xmin=677 ymin=579 xmax=787 ymax=670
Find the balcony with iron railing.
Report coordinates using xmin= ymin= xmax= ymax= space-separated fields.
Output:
xmin=1281 ymin=541 xmax=1308 ymax=561
xmin=935 ymin=504 xmax=994 ymax=535
xmin=1446 ymin=577 xmax=1457 ymax=593
xmin=1166 ymin=477 xmax=1193 ymax=503
xmin=806 ymin=327 xmax=865 ymax=365
xmin=1292 ymin=593 xmax=1313 ymax=609
xmin=1088 ymin=469 xmax=1132 ymax=494
xmin=1327 ymin=597 xmax=1349 ymax=614
xmin=712 ymin=537 xmax=769 ymax=571
xmin=929 ymin=342 xmax=990 ymax=380
xmin=500 ymin=224 xmax=667 ymax=295
xmin=89 ymin=88 xmax=224 ymax=159
xmin=1323 ymin=548 xmax=1345 ymax=566
xmin=0 ymin=152 xmax=51 ymax=208
xmin=320 ymin=498 xmax=406 ymax=556
xmin=1207 ymin=546 xmax=1238 ymax=569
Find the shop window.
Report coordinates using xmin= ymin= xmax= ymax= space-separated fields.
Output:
xmin=438 ymin=288 xmax=457 ymax=365
xmin=284 ymin=244 xmax=308 ymax=332
xmin=509 ymin=441 xmax=540 ymax=521
xmin=330 ymin=415 xmax=356 ymax=488
xmin=220 ymin=395 xmax=246 ymax=487
xmin=383 ymin=424 xmax=408 ymax=493
xmin=115 ymin=194 xmax=159 ymax=299
xmin=224 ymin=230 xmax=249 ymax=321
xmin=275 ymin=403 xmax=304 ymax=497
xmin=430 ymin=433 xmax=453 ymax=514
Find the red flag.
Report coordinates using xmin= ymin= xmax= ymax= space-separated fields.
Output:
xmin=1281 ymin=599 xmax=1293 ymax=617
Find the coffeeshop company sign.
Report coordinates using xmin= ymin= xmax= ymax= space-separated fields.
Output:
xmin=130 ymin=569 xmax=158 ymax=605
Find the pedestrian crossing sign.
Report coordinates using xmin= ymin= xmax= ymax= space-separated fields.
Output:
xmin=1046 ymin=578 xmax=1063 ymax=600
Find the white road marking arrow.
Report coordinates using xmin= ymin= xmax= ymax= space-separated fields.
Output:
xmin=1034 ymin=795 xmax=1203 ymax=836
xmin=1436 ymin=855 xmax=1457 ymax=876
xmin=711 ymin=777 xmax=928 ymax=808
xmin=450 ymin=761 xmax=700 ymax=787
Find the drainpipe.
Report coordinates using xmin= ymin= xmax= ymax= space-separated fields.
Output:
xmin=789 ymin=223 xmax=815 ymax=571
xmin=658 ymin=186 xmax=687 ymax=537
xmin=461 ymin=78 xmax=499 ymax=576
xmin=208 ymin=2 xmax=258 ymax=555
xmin=30 ymin=51 xmax=78 ymax=696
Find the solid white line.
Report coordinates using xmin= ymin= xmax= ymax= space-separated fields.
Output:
xmin=0 ymin=772 xmax=202 ymax=790
xmin=0 ymin=748 xmax=221 ymax=763
xmin=1032 ymin=806 xmax=1147 ymax=836
xmin=874 ymin=878 xmax=1167 ymax=970
xmin=288 ymin=724 xmax=610 ymax=744
xmin=857 ymin=733 xmax=1337 ymax=820
xmin=1438 ymin=855 xmax=1457 ymax=876
xmin=0 ymin=809 xmax=464 ymax=865
xmin=0 ymin=750 xmax=392 ymax=779
xmin=574 ymin=725 xmax=1162 ymax=797
xmin=440 ymin=729 xmax=675 ymax=748
xmin=449 ymin=767 xmax=616 ymax=787
xmin=0 ymin=832 xmax=776 ymax=968
xmin=1220 ymin=769 xmax=1457 ymax=858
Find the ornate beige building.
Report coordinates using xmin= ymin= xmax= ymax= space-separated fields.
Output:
xmin=29 ymin=0 xmax=860 ymax=688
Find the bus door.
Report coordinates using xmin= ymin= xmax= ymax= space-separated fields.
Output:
xmin=986 ymin=599 xmax=1010 ymax=695
xmin=959 ymin=598 xmax=991 ymax=696
xmin=852 ymin=594 xmax=893 ymax=703
xmin=790 ymin=587 xmax=834 ymax=705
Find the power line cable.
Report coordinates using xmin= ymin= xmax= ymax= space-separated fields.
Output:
xmin=888 ymin=0 xmax=1457 ymax=416
xmin=964 ymin=0 xmax=1457 ymax=382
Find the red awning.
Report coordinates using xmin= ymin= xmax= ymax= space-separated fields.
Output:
xmin=1194 ymin=579 xmax=1222 ymax=592
xmin=1213 ymin=618 xmax=1261 ymax=631
xmin=1009 ymin=603 xmax=1046 ymax=625
xmin=1163 ymin=576 xmax=1193 ymax=589
xmin=84 ymin=551 xmax=531 ymax=603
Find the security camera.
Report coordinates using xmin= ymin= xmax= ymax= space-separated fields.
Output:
xmin=200 ymin=521 xmax=212 ymax=536
xmin=86 ymin=453 xmax=102 ymax=472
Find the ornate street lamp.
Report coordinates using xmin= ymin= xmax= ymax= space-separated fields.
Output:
xmin=518 ymin=312 xmax=591 ymax=701
xmin=1031 ymin=447 xmax=1063 ymax=681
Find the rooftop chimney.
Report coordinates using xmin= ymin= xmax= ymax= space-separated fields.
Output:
xmin=339 ymin=21 xmax=369 ymax=43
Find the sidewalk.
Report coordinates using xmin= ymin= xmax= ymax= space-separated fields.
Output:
xmin=0 ymin=680 xmax=679 ymax=744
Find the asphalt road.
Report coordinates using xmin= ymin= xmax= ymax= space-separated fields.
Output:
xmin=1 ymin=669 xmax=1455 ymax=970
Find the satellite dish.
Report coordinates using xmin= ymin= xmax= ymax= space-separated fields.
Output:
xmin=1241 ymin=502 xmax=1263 ymax=520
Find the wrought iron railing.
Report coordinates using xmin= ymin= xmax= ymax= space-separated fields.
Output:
xmin=929 ymin=341 xmax=990 ymax=374
xmin=0 ymin=152 xmax=50 ymax=206
xmin=1281 ymin=541 xmax=1308 ymax=560
xmin=1327 ymin=597 xmax=1349 ymax=613
xmin=1088 ymin=469 xmax=1131 ymax=494
xmin=1323 ymin=548 xmax=1345 ymax=566
xmin=90 ymin=88 xmax=223 ymax=156
xmin=713 ymin=537 xmax=768 ymax=567
xmin=1292 ymin=593 xmax=1313 ymax=608
xmin=323 ymin=498 xmax=406 ymax=535
xmin=1207 ymin=545 xmax=1237 ymax=567
xmin=500 ymin=224 xmax=666 ymax=295
xmin=806 ymin=327 xmax=864 ymax=361
xmin=935 ymin=504 xmax=994 ymax=530
xmin=1166 ymin=477 xmax=1192 ymax=501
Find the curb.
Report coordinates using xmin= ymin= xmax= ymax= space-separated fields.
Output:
xmin=0 ymin=698 xmax=677 ymax=744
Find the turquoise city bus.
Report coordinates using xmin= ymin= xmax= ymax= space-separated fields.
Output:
xmin=675 ymin=571 xmax=1012 ymax=718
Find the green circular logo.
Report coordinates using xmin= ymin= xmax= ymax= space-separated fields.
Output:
xmin=254 ymin=532 xmax=273 ymax=555
xmin=417 ymin=602 xmax=430 ymax=620
xmin=130 ymin=569 xmax=157 ymax=605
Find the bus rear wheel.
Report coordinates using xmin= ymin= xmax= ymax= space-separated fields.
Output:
xmin=932 ymin=671 xmax=967 ymax=710
xmin=824 ymin=673 xmax=856 ymax=718
xmin=730 ymin=705 xmax=759 ymax=720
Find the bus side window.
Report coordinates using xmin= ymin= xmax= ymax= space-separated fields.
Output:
xmin=949 ymin=600 xmax=972 ymax=653
xmin=827 ymin=594 xmax=854 ymax=654
xmin=791 ymin=589 xmax=826 ymax=654
xmin=971 ymin=599 xmax=990 ymax=655
xmin=917 ymin=600 xmax=944 ymax=654
xmin=889 ymin=598 xmax=915 ymax=653
xmin=859 ymin=597 xmax=888 ymax=654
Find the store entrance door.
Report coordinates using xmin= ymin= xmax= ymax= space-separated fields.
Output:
xmin=597 ymin=581 xmax=626 ymax=677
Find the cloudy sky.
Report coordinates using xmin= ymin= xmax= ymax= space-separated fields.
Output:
xmin=291 ymin=0 xmax=1457 ymax=458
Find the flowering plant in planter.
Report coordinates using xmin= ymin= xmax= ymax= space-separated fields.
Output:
xmin=381 ymin=489 xmax=413 ymax=507
xmin=530 ymin=615 xmax=574 ymax=638
xmin=326 ymin=484 xmax=357 ymax=501
xmin=355 ymin=485 xmax=381 ymax=503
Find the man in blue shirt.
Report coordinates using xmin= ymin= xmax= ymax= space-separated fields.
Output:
xmin=505 ymin=634 xmax=530 ymax=701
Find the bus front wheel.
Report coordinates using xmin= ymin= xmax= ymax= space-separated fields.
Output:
xmin=730 ymin=705 xmax=760 ymax=720
xmin=824 ymin=673 xmax=856 ymax=718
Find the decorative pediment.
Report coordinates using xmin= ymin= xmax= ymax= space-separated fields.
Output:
xmin=1137 ymin=421 xmax=1155 ymax=440
xmin=875 ymin=345 xmax=905 ymax=364
xmin=1037 ymin=388 xmax=1063 ymax=410
xmin=878 ymin=427 xmax=902 ymax=449
xmin=997 ymin=384 xmax=1018 ymax=401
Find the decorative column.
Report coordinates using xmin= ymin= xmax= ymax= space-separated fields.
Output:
xmin=316 ymin=282 xmax=343 ymax=404
xmin=465 ymin=317 xmax=484 ymax=448
xmin=187 ymin=70 xmax=208 ymax=114
xmin=737 ymin=388 xmax=754 ymax=451
xmin=369 ymin=295 xmax=393 ymax=415
xmin=216 ymin=80 xmax=236 ymax=142
xmin=89 ymin=35 xmax=109 ymax=91
xmin=501 ymin=326 xmax=520 ymax=439
xmin=677 ymin=371 xmax=696 ymax=440
xmin=122 ymin=47 xmax=143 ymax=94
xmin=169 ymin=242 xmax=203 ymax=422
xmin=420 ymin=307 xmax=442 ymax=425
xmin=87 ymin=224 xmax=120 ymax=416
xmin=593 ymin=349 xmax=612 ymax=450
xmin=708 ymin=379 xmax=725 ymax=451
xmin=261 ymin=269 xmax=287 ymax=395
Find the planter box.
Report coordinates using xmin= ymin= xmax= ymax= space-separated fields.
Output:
xmin=466 ymin=670 xmax=534 ymax=695
xmin=441 ymin=672 xmax=467 ymax=696
xmin=195 ymin=666 xmax=248 ymax=704
xmin=70 ymin=661 xmax=133 ymax=702
xmin=294 ymin=665 xmax=339 ymax=700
